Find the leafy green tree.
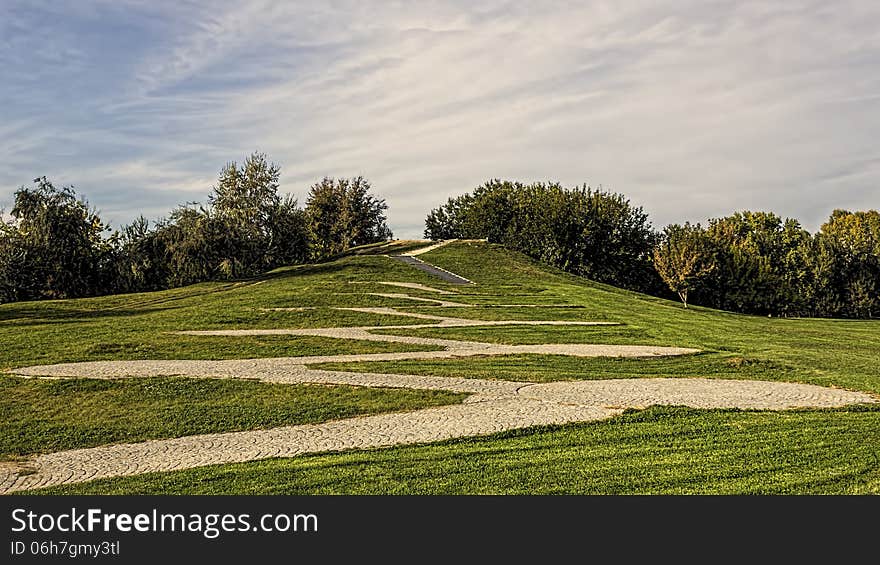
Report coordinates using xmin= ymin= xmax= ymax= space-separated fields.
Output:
xmin=264 ymin=196 xmax=308 ymax=268
xmin=0 ymin=177 xmax=112 ymax=301
xmin=161 ymin=204 xmax=222 ymax=286
xmin=305 ymin=178 xmax=345 ymax=259
xmin=305 ymin=177 xmax=391 ymax=259
xmin=0 ymin=222 xmax=39 ymax=303
xmin=816 ymin=210 xmax=880 ymax=318
xmin=339 ymin=176 xmax=392 ymax=249
xmin=113 ymin=215 xmax=166 ymax=292
xmin=424 ymin=193 xmax=473 ymax=239
xmin=464 ymin=180 xmax=517 ymax=242
xmin=210 ymin=153 xmax=285 ymax=277
xmin=562 ymin=186 xmax=659 ymax=292
xmin=700 ymin=212 xmax=810 ymax=315
xmin=653 ymin=223 xmax=715 ymax=308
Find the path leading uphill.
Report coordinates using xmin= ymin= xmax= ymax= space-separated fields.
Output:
xmin=385 ymin=239 xmax=473 ymax=284
xmin=388 ymin=255 xmax=473 ymax=284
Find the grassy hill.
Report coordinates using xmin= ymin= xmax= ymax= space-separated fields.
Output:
xmin=4 ymin=240 xmax=879 ymax=494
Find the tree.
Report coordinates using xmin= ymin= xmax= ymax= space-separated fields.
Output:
xmin=463 ymin=180 xmax=516 ymax=242
xmin=209 ymin=153 xmax=282 ymax=277
xmin=339 ymin=176 xmax=392 ymax=249
xmin=305 ymin=177 xmax=345 ymax=259
xmin=305 ymin=177 xmax=391 ymax=259
xmin=264 ymin=195 xmax=308 ymax=268
xmin=699 ymin=211 xmax=810 ymax=315
xmin=816 ymin=210 xmax=880 ymax=318
xmin=112 ymin=215 xmax=167 ymax=292
xmin=0 ymin=221 xmax=39 ymax=303
xmin=653 ymin=223 xmax=715 ymax=308
xmin=0 ymin=177 xmax=112 ymax=301
xmin=105 ymin=152 xmax=308 ymax=293
xmin=424 ymin=194 xmax=472 ymax=240
xmin=169 ymin=151 xmax=311 ymax=279
xmin=160 ymin=204 xmax=222 ymax=286
xmin=560 ymin=185 xmax=659 ymax=292
xmin=422 ymin=180 xmax=659 ymax=293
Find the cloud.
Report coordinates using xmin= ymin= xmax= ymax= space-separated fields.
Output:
xmin=1 ymin=0 xmax=878 ymax=235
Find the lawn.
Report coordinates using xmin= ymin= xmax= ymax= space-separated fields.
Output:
xmin=312 ymin=352 xmax=799 ymax=384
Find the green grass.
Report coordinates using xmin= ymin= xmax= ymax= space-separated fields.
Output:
xmin=30 ymin=406 xmax=880 ymax=495
xmin=312 ymin=352 xmax=800 ymax=384
xmin=371 ymin=323 xmax=659 ymax=345
xmin=407 ymin=305 xmax=618 ymax=321
xmin=0 ymin=375 xmax=465 ymax=459
xmin=9 ymin=334 xmax=439 ymax=369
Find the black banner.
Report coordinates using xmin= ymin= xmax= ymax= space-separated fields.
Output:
xmin=1 ymin=496 xmax=874 ymax=563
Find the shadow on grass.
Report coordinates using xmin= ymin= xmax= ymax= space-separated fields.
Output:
xmin=0 ymin=307 xmax=170 ymax=323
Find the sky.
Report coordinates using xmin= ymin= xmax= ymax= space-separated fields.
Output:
xmin=1 ymin=1 xmax=879 ymax=238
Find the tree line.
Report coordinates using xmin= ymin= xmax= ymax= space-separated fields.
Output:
xmin=0 ymin=152 xmax=391 ymax=302
xmin=425 ymin=180 xmax=879 ymax=319
xmin=3 ymin=163 xmax=876 ymax=319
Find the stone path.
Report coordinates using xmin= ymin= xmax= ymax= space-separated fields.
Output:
xmin=388 ymin=255 xmax=473 ymax=284
xmin=396 ymin=239 xmax=459 ymax=257
xmin=3 ymin=292 xmax=876 ymax=494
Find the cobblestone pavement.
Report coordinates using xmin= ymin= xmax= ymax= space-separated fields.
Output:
xmin=389 ymin=255 xmax=473 ymax=284
xmin=4 ymin=300 xmax=876 ymax=493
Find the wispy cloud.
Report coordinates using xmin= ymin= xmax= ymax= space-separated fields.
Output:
xmin=1 ymin=0 xmax=878 ymax=236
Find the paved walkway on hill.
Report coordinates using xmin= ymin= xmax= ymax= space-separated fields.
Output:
xmin=384 ymin=238 xmax=475 ymax=284
xmin=388 ymin=255 xmax=473 ymax=284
